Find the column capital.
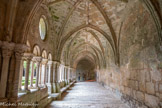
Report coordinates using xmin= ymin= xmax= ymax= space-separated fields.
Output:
xmin=42 ymin=58 xmax=48 ymax=65
xmin=48 ymin=60 xmax=53 ymax=65
xmin=14 ymin=44 xmax=29 ymax=53
xmin=14 ymin=44 xmax=29 ymax=60
xmin=23 ymin=53 xmax=33 ymax=60
xmin=33 ymin=56 xmax=42 ymax=63
xmin=2 ymin=42 xmax=15 ymax=58
xmin=2 ymin=41 xmax=15 ymax=50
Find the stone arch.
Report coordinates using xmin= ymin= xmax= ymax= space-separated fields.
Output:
xmin=66 ymin=30 xmax=105 ymax=58
xmin=33 ymin=45 xmax=41 ymax=56
xmin=42 ymin=49 xmax=47 ymax=59
xmin=142 ymin=0 xmax=162 ymax=44
xmin=70 ymin=50 xmax=101 ymax=69
xmin=48 ymin=53 xmax=52 ymax=61
xmin=73 ymin=55 xmax=96 ymax=69
xmin=68 ymin=42 xmax=106 ymax=67
xmin=12 ymin=0 xmax=44 ymax=43
xmin=58 ymin=24 xmax=116 ymax=62
xmin=26 ymin=40 xmax=31 ymax=53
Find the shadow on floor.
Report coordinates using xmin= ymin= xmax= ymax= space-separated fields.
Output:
xmin=59 ymin=84 xmax=75 ymax=100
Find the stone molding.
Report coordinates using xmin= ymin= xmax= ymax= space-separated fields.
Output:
xmin=0 ymin=41 xmax=29 ymax=59
xmin=15 ymin=44 xmax=29 ymax=53
xmin=1 ymin=41 xmax=15 ymax=58
xmin=48 ymin=60 xmax=53 ymax=65
xmin=33 ymin=56 xmax=42 ymax=62
xmin=23 ymin=53 xmax=33 ymax=60
xmin=42 ymin=58 xmax=48 ymax=65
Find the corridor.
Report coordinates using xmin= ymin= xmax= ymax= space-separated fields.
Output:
xmin=47 ymin=82 xmax=130 ymax=108
xmin=0 ymin=0 xmax=161 ymax=108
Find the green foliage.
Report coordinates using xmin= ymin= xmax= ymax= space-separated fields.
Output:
xmin=21 ymin=77 xmax=36 ymax=86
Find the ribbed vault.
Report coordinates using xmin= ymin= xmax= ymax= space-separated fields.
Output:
xmin=47 ymin=0 xmax=162 ymax=69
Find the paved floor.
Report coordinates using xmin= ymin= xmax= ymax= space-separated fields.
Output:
xmin=46 ymin=82 xmax=129 ymax=108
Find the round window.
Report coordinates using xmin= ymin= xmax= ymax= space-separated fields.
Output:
xmin=39 ymin=17 xmax=47 ymax=40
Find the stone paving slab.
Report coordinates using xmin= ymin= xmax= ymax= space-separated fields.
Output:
xmin=46 ymin=82 xmax=130 ymax=108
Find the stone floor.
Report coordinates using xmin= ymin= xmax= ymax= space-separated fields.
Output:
xmin=46 ymin=82 xmax=130 ymax=108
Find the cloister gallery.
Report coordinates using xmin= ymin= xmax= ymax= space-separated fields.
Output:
xmin=0 ymin=0 xmax=162 ymax=108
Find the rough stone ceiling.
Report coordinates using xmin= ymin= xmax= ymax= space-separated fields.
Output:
xmin=47 ymin=0 xmax=127 ymax=67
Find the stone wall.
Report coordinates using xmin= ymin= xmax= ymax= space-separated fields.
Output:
xmin=27 ymin=4 xmax=56 ymax=58
xmin=18 ymin=88 xmax=52 ymax=108
xmin=98 ymin=0 xmax=162 ymax=108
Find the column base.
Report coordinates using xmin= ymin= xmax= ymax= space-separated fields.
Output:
xmin=61 ymin=80 xmax=65 ymax=87
xmin=47 ymin=83 xmax=53 ymax=94
xmin=55 ymin=82 xmax=60 ymax=93
xmin=52 ymin=83 xmax=57 ymax=93
xmin=65 ymin=80 xmax=69 ymax=85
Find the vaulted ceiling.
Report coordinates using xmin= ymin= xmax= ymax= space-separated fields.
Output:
xmin=45 ymin=0 xmax=162 ymax=69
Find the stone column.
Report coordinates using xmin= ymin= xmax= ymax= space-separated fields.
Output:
xmin=58 ymin=65 xmax=61 ymax=82
xmin=30 ymin=61 xmax=35 ymax=87
xmin=64 ymin=67 xmax=66 ymax=80
xmin=68 ymin=68 xmax=71 ymax=83
xmin=10 ymin=44 xmax=28 ymax=100
xmin=0 ymin=42 xmax=15 ymax=98
xmin=66 ymin=66 xmax=69 ymax=85
xmin=47 ymin=61 xmax=53 ymax=94
xmin=35 ymin=57 xmax=42 ymax=88
xmin=53 ymin=61 xmax=61 ymax=93
xmin=69 ymin=68 xmax=71 ymax=82
xmin=63 ymin=66 xmax=66 ymax=86
xmin=39 ymin=64 xmax=42 ymax=85
xmin=61 ymin=65 xmax=63 ymax=81
xmin=70 ymin=68 xmax=73 ymax=81
xmin=24 ymin=56 xmax=32 ymax=92
xmin=72 ymin=68 xmax=76 ymax=81
xmin=48 ymin=63 xmax=52 ymax=84
xmin=42 ymin=59 xmax=48 ymax=87
xmin=18 ymin=59 xmax=24 ymax=91
xmin=62 ymin=66 xmax=64 ymax=81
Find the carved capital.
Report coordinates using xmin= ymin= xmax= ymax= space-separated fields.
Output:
xmin=23 ymin=53 xmax=33 ymax=60
xmin=14 ymin=44 xmax=29 ymax=60
xmin=2 ymin=41 xmax=15 ymax=50
xmin=15 ymin=52 xmax=24 ymax=60
xmin=42 ymin=58 xmax=48 ymax=65
xmin=15 ymin=44 xmax=29 ymax=54
xmin=33 ymin=56 xmax=42 ymax=63
xmin=2 ymin=41 xmax=15 ymax=58
xmin=48 ymin=60 xmax=53 ymax=65
xmin=2 ymin=49 xmax=13 ymax=58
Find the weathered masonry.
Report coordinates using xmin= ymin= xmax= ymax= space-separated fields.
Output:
xmin=0 ymin=0 xmax=162 ymax=108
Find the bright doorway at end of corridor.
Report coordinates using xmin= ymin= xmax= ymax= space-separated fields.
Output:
xmin=76 ymin=59 xmax=96 ymax=82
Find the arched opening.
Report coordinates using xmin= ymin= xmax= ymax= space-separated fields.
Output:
xmin=76 ymin=59 xmax=96 ymax=82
